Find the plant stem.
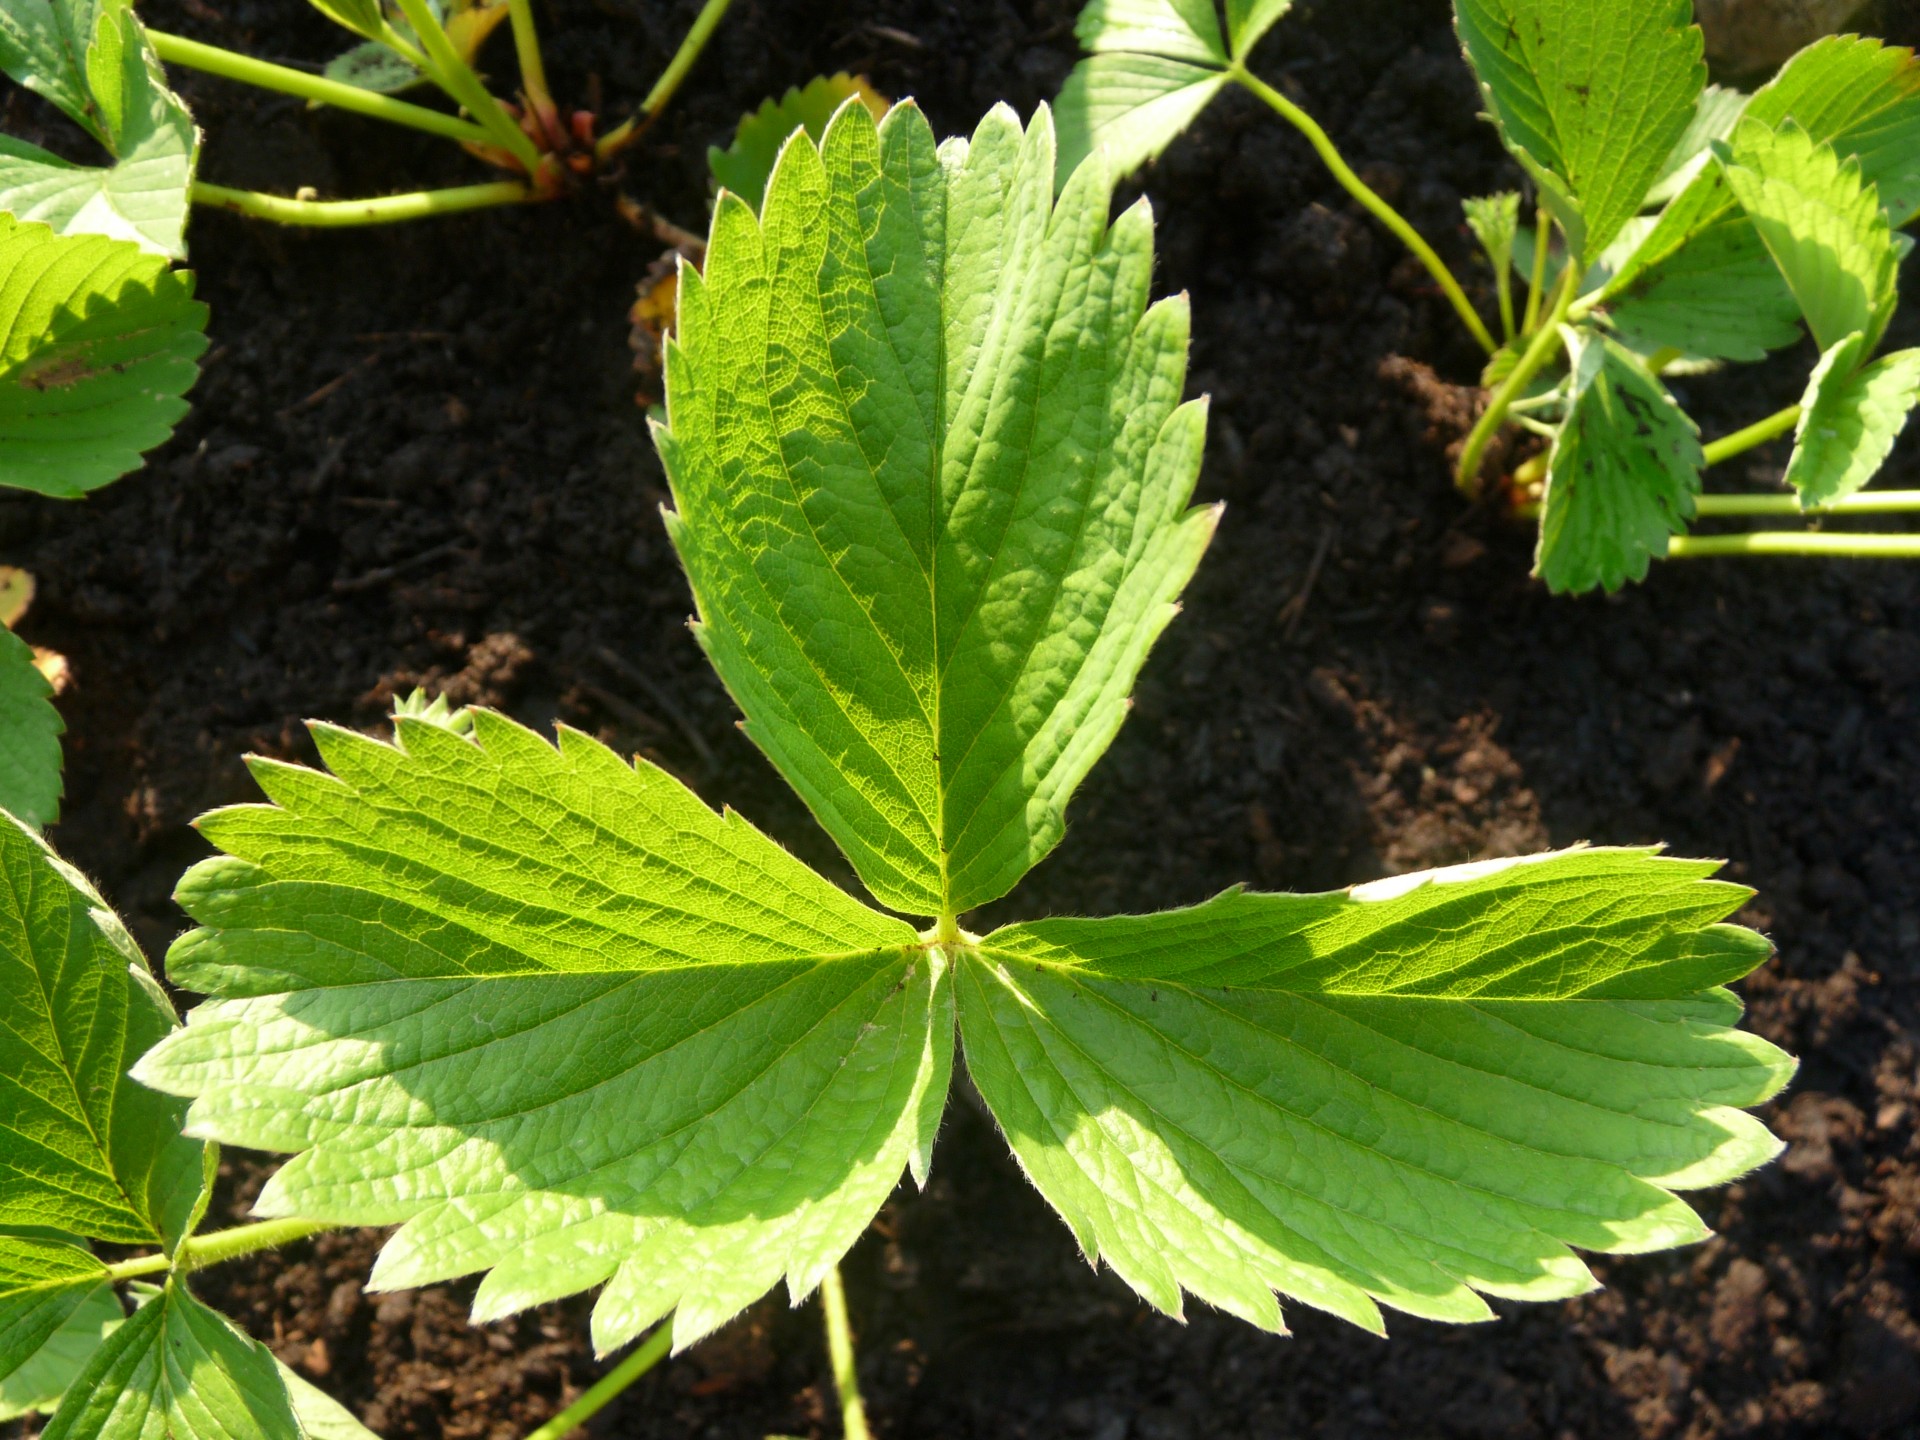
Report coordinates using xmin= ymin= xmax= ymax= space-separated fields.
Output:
xmin=597 ymin=0 xmax=737 ymax=161
xmin=390 ymin=0 xmax=543 ymax=173
xmin=1456 ymin=272 xmax=1576 ymax=495
xmin=507 ymin=0 xmax=559 ymax=132
xmin=820 ymin=1265 xmax=873 ymax=1440
xmin=1667 ymin=532 xmax=1920 ymax=558
xmin=1702 ymin=404 xmax=1801 ymax=468
xmin=1232 ymin=67 xmax=1496 ymax=355
xmin=522 ymin=1326 xmax=672 ymax=1440
xmin=147 ymin=30 xmax=496 ymax=149
xmin=104 ymin=1217 xmax=333 ymax=1282
xmin=1494 ymin=249 xmax=1515 ymax=344
xmin=194 ymin=180 xmax=532 ymax=225
xmin=1695 ymin=490 xmax=1920 ymax=515
xmin=1521 ymin=206 xmax=1551 ymax=334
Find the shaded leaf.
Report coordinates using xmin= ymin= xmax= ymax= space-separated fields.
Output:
xmin=1599 ymin=166 xmax=1801 ymax=363
xmin=1644 ymin=82 xmax=1748 ymax=208
xmin=1463 ymin=190 xmax=1520 ymax=278
xmin=0 ymin=626 xmax=61 ymax=828
xmin=1718 ymin=116 xmax=1900 ymax=354
xmin=707 ymin=73 xmax=888 ymax=212
xmin=0 ymin=1234 xmax=116 ymax=1417
xmin=1784 ymin=333 xmax=1920 ymax=507
xmin=1453 ymin=0 xmax=1704 ymax=258
xmin=962 ymin=848 xmax=1790 ymax=1333
xmin=0 ymin=214 xmax=207 ymax=499
xmin=135 ymin=711 xmax=952 ymax=1354
xmin=39 ymin=1280 xmax=301 ymax=1440
xmin=0 ymin=809 xmax=204 ymax=1247
xmin=1536 ymin=327 xmax=1701 ymax=594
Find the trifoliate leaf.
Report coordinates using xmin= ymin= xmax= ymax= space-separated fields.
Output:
xmin=1599 ymin=167 xmax=1802 ymax=363
xmin=1077 ymin=0 xmax=1225 ymax=63
xmin=1783 ymin=333 xmax=1920 ymax=508
xmin=961 ymin=847 xmax=1790 ymax=1334
xmin=1453 ymin=0 xmax=1704 ymax=259
xmin=658 ymin=102 xmax=1216 ymax=918
xmin=1225 ymin=0 xmax=1293 ymax=59
xmin=1463 ymin=191 xmax=1520 ymax=279
xmin=135 ymin=711 xmax=953 ymax=1354
xmin=1718 ymin=117 xmax=1900 ymax=355
xmin=0 ymin=1234 xmax=117 ymax=1417
xmin=0 ymin=810 xmax=205 ymax=1247
xmin=0 ymin=626 xmax=62 ymax=829
xmin=1536 ymin=327 xmax=1701 ymax=594
xmin=0 ymin=214 xmax=207 ymax=498
xmin=0 ymin=0 xmax=197 ymax=257
xmin=1745 ymin=35 xmax=1920 ymax=226
xmin=1644 ymin=82 xmax=1749 ymax=209
xmin=708 ymin=74 xmax=889 ymax=212
xmin=38 ymin=1280 xmax=302 ymax=1440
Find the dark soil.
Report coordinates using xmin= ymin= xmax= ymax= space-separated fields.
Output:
xmin=8 ymin=0 xmax=1920 ymax=1436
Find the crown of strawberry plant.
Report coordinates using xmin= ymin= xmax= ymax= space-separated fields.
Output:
xmin=4 ymin=100 xmax=1793 ymax=1430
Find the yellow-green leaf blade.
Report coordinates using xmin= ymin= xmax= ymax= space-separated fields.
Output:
xmin=135 ymin=711 xmax=953 ymax=1353
xmin=0 ymin=627 xmax=61 ymax=828
xmin=1785 ymin=336 xmax=1920 ymax=507
xmin=961 ymin=847 xmax=1791 ymax=1336
xmin=1744 ymin=34 xmax=1920 ymax=225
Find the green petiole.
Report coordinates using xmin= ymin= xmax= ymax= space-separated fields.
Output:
xmin=1455 ymin=272 xmax=1576 ymax=494
xmin=193 ymin=180 xmax=532 ymax=225
xmin=597 ymin=0 xmax=738 ymax=161
xmin=390 ymin=0 xmax=542 ymax=172
xmin=1668 ymin=532 xmax=1920 ymax=558
xmin=1229 ymin=66 xmax=1497 ymax=356
xmin=1695 ymin=489 xmax=1920 ymax=516
xmin=103 ymin=1217 xmax=333 ymax=1282
xmin=821 ymin=1264 xmax=873 ymax=1440
xmin=147 ymin=30 xmax=496 ymax=149
xmin=507 ymin=0 xmax=560 ymax=134
xmin=521 ymin=1325 xmax=673 ymax=1440
xmin=1702 ymin=404 xmax=1802 ymax=467
xmin=1521 ymin=207 xmax=1551 ymax=335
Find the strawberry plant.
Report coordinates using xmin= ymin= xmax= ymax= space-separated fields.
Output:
xmin=1055 ymin=0 xmax=1920 ymax=592
xmin=0 ymin=98 xmax=1795 ymax=1435
xmin=0 ymin=0 xmax=735 ymax=238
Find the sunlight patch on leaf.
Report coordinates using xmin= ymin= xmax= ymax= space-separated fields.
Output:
xmin=1784 ymin=334 xmax=1920 ymax=508
xmin=1745 ymin=34 xmax=1920 ymax=226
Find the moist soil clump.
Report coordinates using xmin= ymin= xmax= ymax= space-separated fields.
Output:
xmin=7 ymin=1 xmax=1920 ymax=1437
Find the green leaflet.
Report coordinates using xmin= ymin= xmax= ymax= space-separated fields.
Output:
xmin=1463 ymin=192 xmax=1520 ymax=280
xmin=0 ymin=0 xmax=198 ymax=258
xmin=1055 ymin=1 xmax=1236 ymax=184
xmin=1077 ymin=0 xmax=1224 ymax=63
xmin=961 ymin=849 xmax=1791 ymax=1333
xmin=0 ymin=215 xmax=208 ymax=498
xmin=136 ymin=712 xmax=953 ymax=1353
xmin=0 ymin=1234 xmax=117 ymax=1416
xmin=1718 ymin=117 xmax=1900 ymax=356
xmin=657 ymin=102 xmax=1215 ymax=918
xmin=1597 ymin=166 xmax=1801 ymax=364
xmin=708 ymin=74 xmax=889 ymax=212
xmin=1784 ymin=334 xmax=1920 ymax=508
xmin=38 ymin=1280 xmax=302 ymax=1440
xmin=1745 ymin=35 xmax=1920 ymax=226
xmin=0 ymin=810 xmax=205 ymax=1248
xmin=1536 ymin=327 xmax=1701 ymax=595
xmin=1453 ymin=0 xmax=1703 ymax=261
xmin=1224 ymin=0 xmax=1292 ymax=58
xmin=0 ymin=626 xmax=62 ymax=828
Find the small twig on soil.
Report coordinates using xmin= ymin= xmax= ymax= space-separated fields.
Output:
xmin=332 ymin=538 xmax=470 ymax=594
xmin=282 ymin=353 xmax=382 ymax=416
xmin=595 ymin=645 xmax=717 ymax=771
xmin=1278 ymin=523 xmax=1337 ymax=641
xmin=615 ymin=196 xmax=706 ymax=255
xmin=576 ymin=681 xmax=672 ymax=742
xmin=302 ymin=436 xmax=349 ymax=495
